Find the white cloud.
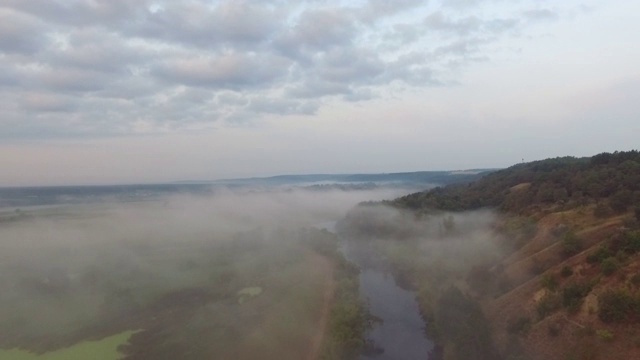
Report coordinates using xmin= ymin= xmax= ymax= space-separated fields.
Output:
xmin=0 ymin=0 xmax=573 ymax=137
xmin=0 ymin=0 xmax=638 ymax=185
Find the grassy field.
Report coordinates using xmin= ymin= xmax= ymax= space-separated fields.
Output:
xmin=0 ymin=206 xmax=340 ymax=359
xmin=0 ymin=331 xmax=137 ymax=360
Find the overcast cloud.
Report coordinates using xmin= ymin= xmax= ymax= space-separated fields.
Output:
xmin=1 ymin=0 xmax=639 ymax=185
xmin=0 ymin=0 xmax=571 ymax=135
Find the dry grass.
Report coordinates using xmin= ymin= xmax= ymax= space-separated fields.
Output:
xmin=483 ymin=208 xmax=640 ymax=360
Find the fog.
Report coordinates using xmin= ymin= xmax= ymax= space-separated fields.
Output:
xmin=339 ymin=204 xmax=503 ymax=275
xmin=1 ymin=186 xmax=409 ymax=249
xmin=0 ymin=186 xmax=416 ymax=352
xmin=0 ymin=185 xmax=505 ymax=359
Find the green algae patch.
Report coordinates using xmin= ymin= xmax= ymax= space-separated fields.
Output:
xmin=237 ymin=286 xmax=263 ymax=304
xmin=0 ymin=330 xmax=139 ymax=360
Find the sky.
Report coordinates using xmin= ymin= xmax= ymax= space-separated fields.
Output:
xmin=1 ymin=0 xmax=639 ymax=186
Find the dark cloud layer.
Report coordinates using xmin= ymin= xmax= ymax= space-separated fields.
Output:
xmin=0 ymin=0 xmax=564 ymax=138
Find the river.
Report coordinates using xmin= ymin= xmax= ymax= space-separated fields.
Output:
xmin=341 ymin=239 xmax=435 ymax=360
xmin=318 ymin=222 xmax=435 ymax=360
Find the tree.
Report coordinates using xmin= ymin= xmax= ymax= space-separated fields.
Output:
xmin=561 ymin=231 xmax=582 ymax=258
xmin=442 ymin=215 xmax=456 ymax=235
xmin=610 ymin=189 xmax=633 ymax=213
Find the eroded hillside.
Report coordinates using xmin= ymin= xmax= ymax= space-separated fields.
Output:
xmin=347 ymin=150 xmax=640 ymax=360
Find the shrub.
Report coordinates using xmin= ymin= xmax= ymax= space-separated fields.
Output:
xmin=541 ymin=273 xmax=558 ymax=291
xmin=601 ymin=257 xmax=619 ymax=276
xmin=586 ymin=245 xmax=612 ymax=264
xmin=598 ymin=288 xmax=640 ymax=323
xmin=596 ymin=329 xmax=614 ymax=341
xmin=562 ymin=231 xmax=582 ymax=258
xmin=560 ymin=265 xmax=574 ymax=277
xmin=562 ymin=281 xmax=593 ymax=313
xmin=625 ymin=231 xmax=640 ymax=253
xmin=537 ymin=293 xmax=561 ymax=319
xmin=615 ymin=250 xmax=629 ymax=263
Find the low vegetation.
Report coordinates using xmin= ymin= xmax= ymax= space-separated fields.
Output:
xmin=0 ymin=331 xmax=138 ymax=360
xmin=309 ymin=229 xmax=375 ymax=359
xmin=561 ymin=281 xmax=595 ymax=313
xmin=598 ymin=288 xmax=640 ymax=323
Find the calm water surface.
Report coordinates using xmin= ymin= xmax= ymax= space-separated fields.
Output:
xmin=340 ymin=238 xmax=434 ymax=360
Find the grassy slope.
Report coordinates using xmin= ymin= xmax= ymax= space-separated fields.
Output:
xmin=0 ymin=331 xmax=137 ymax=360
xmin=486 ymin=206 xmax=639 ymax=360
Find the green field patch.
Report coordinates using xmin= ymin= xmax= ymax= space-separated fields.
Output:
xmin=237 ymin=286 xmax=263 ymax=304
xmin=0 ymin=330 xmax=138 ymax=360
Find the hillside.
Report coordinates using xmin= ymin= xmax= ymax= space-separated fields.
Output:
xmin=393 ymin=151 xmax=640 ymax=214
xmin=345 ymin=150 xmax=640 ymax=360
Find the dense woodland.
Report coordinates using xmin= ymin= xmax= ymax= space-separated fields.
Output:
xmin=393 ymin=150 xmax=640 ymax=215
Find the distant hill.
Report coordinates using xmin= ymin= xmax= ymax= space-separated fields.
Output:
xmin=210 ymin=170 xmax=495 ymax=187
xmin=0 ymin=170 xmax=494 ymax=209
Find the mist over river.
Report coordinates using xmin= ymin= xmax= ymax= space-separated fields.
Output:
xmin=1 ymin=180 xmax=452 ymax=360
xmin=318 ymin=221 xmax=435 ymax=360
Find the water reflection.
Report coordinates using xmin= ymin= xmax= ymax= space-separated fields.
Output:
xmin=341 ymin=239 xmax=434 ymax=360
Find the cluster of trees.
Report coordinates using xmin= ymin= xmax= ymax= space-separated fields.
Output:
xmin=393 ymin=150 xmax=640 ymax=214
xmin=598 ymin=288 xmax=640 ymax=323
xmin=435 ymin=287 xmax=500 ymax=360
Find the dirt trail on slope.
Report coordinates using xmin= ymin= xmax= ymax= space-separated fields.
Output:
xmin=306 ymin=253 xmax=336 ymax=360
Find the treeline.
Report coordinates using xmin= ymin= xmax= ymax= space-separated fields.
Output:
xmin=303 ymin=228 xmax=375 ymax=359
xmin=392 ymin=150 xmax=640 ymax=214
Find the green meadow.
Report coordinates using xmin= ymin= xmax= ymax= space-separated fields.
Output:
xmin=0 ymin=331 xmax=137 ymax=360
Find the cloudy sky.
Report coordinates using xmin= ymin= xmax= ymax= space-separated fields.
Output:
xmin=1 ymin=0 xmax=638 ymax=186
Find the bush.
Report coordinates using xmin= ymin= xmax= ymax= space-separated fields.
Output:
xmin=322 ymin=249 xmax=374 ymax=359
xmin=601 ymin=257 xmax=619 ymax=276
xmin=625 ymin=231 xmax=640 ymax=253
xmin=586 ymin=245 xmax=612 ymax=264
xmin=560 ymin=265 xmax=573 ymax=277
xmin=562 ymin=281 xmax=593 ymax=313
xmin=541 ymin=273 xmax=558 ymax=291
xmin=615 ymin=250 xmax=629 ymax=263
xmin=561 ymin=231 xmax=582 ymax=258
xmin=596 ymin=329 xmax=614 ymax=341
xmin=537 ymin=293 xmax=561 ymax=319
xmin=598 ymin=288 xmax=640 ymax=323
